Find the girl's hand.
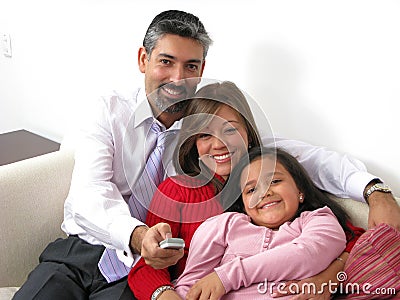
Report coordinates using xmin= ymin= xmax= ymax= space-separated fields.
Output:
xmin=186 ymin=272 xmax=225 ymax=300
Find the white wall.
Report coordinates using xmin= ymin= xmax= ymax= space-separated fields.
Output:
xmin=1 ymin=0 xmax=399 ymax=196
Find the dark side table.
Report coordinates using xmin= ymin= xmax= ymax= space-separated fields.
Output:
xmin=0 ymin=129 xmax=60 ymax=166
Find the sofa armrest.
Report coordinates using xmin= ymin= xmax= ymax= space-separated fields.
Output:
xmin=0 ymin=150 xmax=74 ymax=287
xmin=329 ymin=195 xmax=400 ymax=230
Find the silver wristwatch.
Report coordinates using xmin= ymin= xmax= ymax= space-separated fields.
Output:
xmin=364 ymin=182 xmax=392 ymax=201
xmin=151 ymin=285 xmax=174 ymax=300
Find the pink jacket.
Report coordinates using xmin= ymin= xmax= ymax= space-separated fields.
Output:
xmin=175 ymin=207 xmax=346 ymax=299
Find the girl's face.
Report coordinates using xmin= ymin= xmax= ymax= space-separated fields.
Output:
xmin=240 ymin=156 xmax=303 ymax=229
xmin=195 ymin=104 xmax=249 ymax=180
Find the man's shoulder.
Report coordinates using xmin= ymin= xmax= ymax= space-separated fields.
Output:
xmin=101 ymin=87 xmax=143 ymax=108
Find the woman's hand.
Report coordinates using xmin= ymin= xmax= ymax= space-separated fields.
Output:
xmin=186 ymin=272 xmax=226 ymax=300
xmin=272 ymin=252 xmax=348 ymax=300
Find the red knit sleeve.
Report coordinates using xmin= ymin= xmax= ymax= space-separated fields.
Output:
xmin=128 ymin=258 xmax=172 ymax=300
xmin=128 ymin=178 xmax=189 ymax=300
xmin=344 ymin=221 xmax=366 ymax=253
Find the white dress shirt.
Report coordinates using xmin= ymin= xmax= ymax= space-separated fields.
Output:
xmin=62 ymin=86 xmax=179 ymax=260
xmin=62 ymin=84 xmax=376 ymax=265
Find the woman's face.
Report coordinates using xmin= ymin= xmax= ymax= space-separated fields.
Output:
xmin=240 ymin=156 xmax=303 ymax=229
xmin=195 ymin=104 xmax=249 ymax=179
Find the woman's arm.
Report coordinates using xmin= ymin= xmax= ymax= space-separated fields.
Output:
xmin=128 ymin=179 xmax=185 ymax=300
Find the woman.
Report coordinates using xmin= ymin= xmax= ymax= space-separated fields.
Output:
xmin=128 ymin=81 xmax=364 ymax=300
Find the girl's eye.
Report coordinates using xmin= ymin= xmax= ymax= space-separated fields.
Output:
xmin=271 ymin=179 xmax=282 ymax=185
xmin=246 ymin=187 xmax=256 ymax=194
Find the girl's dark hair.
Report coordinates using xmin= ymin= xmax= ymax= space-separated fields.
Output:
xmin=224 ymin=146 xmax=353 ymax=236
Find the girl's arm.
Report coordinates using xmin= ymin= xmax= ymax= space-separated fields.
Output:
xmin=214 ymin=207 xmax=346 ymax=294
xmin=272 ymin=221 xmax=365 ymax=299
xmin=174 ymin=213 xmax=232 ymax=298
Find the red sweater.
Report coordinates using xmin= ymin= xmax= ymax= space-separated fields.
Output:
xmin=128 ymin=175 xmax=365 ymax=300
xmin=128 ymin=175 xmax=224 ymax=300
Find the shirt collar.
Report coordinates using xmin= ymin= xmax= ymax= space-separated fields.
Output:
xmin=133 ymin=86 xmax=154 ymax=129
xmin=133 ymin=85 xmax=183 ymax=133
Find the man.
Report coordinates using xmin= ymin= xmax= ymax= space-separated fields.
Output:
xmin=14 ymin=9 xmax=400 ymax=300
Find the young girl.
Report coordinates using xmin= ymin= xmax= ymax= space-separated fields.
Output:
xmin=174 ymin=146 xmax=350 ymax=299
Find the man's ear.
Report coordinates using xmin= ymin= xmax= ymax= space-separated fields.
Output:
xmin=200 ymin=59 xmax=206 ymax=77
xmin=138 ymin=47 xmax=148 ymax=74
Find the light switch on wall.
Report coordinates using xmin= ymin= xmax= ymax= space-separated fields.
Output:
xmin=2 ymin=33 xmax=12 ymax=57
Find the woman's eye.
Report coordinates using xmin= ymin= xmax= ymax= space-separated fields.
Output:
xmin=224 ymin=127 xmax=238 ymax=134
xmin=198 ymin=133 xmax=211 ymax=139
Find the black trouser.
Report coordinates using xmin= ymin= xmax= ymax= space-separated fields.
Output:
xmin=13 ymin=236 xmax=136 ymax=300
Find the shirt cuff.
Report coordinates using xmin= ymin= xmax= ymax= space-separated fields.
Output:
xmin=346 ymin=171 xmax=379 ymax=202
xmin=109 ymin=215 xmax=146 ymax=257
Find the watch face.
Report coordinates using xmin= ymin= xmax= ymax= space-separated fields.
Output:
xmin=376 ymin=183 xmax=391 ymax=192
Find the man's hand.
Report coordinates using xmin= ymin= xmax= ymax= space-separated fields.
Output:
xmin=186 ymin=271 xmax=225 ymax=300
xmin=368 ymin=192 xmax=400 ymax=231
xmin=140 ymin=222 xmax=184 ymax=269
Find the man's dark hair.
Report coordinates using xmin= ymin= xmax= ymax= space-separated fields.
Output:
xmin=143 ymin=10 xmax=212 ymax=59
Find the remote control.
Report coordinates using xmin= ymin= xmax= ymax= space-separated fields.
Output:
xmin=159 ymin=238 xmax=185 ymax=249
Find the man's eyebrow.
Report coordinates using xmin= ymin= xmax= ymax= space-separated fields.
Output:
xmin=158 ymin=53 xmax=202 ymax=64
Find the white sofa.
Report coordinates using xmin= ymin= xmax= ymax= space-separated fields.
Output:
xmin=0 ymin=147 xmax=399 ymax=299
xmin=0 ymin=149 xmax=74 ymax=299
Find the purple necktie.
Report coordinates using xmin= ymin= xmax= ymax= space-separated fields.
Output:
xmin=98 ymin=122 xmax=166 ymax=282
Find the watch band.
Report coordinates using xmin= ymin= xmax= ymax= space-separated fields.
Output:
xmin=364 ymin=182 xmax=392 ymax=202
xmin=151 ymin=285 xmax=175 ymax=300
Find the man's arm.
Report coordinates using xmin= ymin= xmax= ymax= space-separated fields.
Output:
xmin=267 ymin=136 xmax=373 ymax=200
xmin=364 ymin=181 xmax=400 ymax=230
xmin=266 ymin=136 xmax=400 ymax=229
xmin=64 ymin=95 xmax=142 ymax=256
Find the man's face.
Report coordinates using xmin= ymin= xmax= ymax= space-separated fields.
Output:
xmin=139 ymin=34 xmax=205 ymax=117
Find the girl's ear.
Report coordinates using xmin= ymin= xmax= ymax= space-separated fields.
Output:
xmin=299 ymin=193 xmax=304 ymax=203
